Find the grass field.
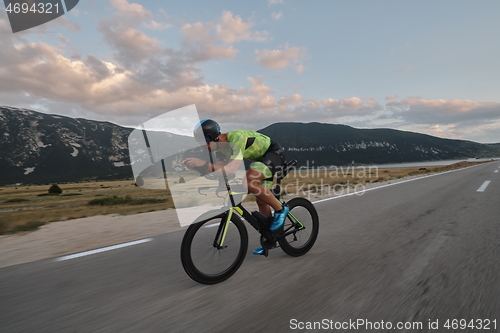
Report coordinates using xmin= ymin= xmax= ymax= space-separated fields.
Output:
xmin=0 ymin=161 xmax=488 ymax=234
xmin=0 ymin=180 xmax=173 ymax=234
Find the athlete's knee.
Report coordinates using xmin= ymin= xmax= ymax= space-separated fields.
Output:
xmin=246 ymin=171 xmax=262 ymax=188
xmin=248 ymin=184 xmax=263 ymax=197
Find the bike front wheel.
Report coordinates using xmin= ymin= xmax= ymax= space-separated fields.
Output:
xmin=181 ymin=211 xmax=248 ymax=284
xmin=278 ymin=197 xmax=319 ymax=257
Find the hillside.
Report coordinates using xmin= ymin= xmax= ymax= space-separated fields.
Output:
xmin=1 ymin=107 xmax=499 ymax=185
xmin=258 ymin=122 xmax=500 ymax=166
xmin=0 ymin=106 xmax=133 ymax=185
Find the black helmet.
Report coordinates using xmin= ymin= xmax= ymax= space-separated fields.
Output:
xmin=194 ymin=119 xmax=221 ymax=145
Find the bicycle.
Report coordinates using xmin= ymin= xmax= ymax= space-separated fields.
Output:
xmin=180 ymin=160 xmax=319 ymax=284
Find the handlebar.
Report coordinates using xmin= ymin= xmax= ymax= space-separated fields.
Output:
xmin=196 ymin=160 xmax=296 ymax=199
xmin=198 ymin=186 xmax=217 ymax=195
xmin=198 ymin=185 xmax=224 ymax=195
xmin=198 ymin=185 xmax=231 ymax=199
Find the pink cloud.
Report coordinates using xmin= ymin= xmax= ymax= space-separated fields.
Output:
xmin=110 ymin=0 xmax=151 ymax=19
xmin=255 ymin=45 xmax=307 ymax=71
xmin=216 ymin=11 xmax=269 ymax=43
xmin=182 ymin=11 xmax=268 ymax=45
xmin=388 ymin=97 xmax=480 ymax=113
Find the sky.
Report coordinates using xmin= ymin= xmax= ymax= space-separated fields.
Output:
xmin=1 ymin=0 xmax=500 ymax=143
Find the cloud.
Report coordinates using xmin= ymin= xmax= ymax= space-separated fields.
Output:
xmin=145 ymin=20 xmax=171 ymax=30
xmin=181 ymin=22 xmax=239 ymax=61
xmin=0 ymin=5 xmax=284 ymax=125
xmin=2 ymin=3 xmax=498 ymax=143
xmin=84 ymin=55 xmax=112 ymax=80
xmin=272 ymin=12 xmax=283 ymax=20
xmin=268 ymin=0 xmax=284 ymax=5
xmin=109 ymin=0 xmax=151 ymax=20
xmin=395 ymin=65 xmax=413 ymax=73
xmin=295 ymin=64 xmax=305 ymax=74
xmin=98 ymin=24 xmax=162 ymax=63
xmin=387 ymin=97 xmax=500 ymax=123
xmin=181 ymin=22 xmax=214 ymax=45
xmin=382 ymin=97 xmax=500 ymax=141
xmin=255 ymin=45 xmax=307 ymax=71
xmin=180 ymin=11 xmax=268 ymax=62
xmin=0 ymin=34 xmax=378 ymax=128
xmin=182 ymin=11 xmax=268 ymax=45
xmin=0 ymin=6 xmax=276 ymax=120
xmin=216 ymin=11 xmax=268 ymax=43
xmin=97 ymin=0 xmax=162 ymax=65
xmin=0 ymin=6 xmax=380 ymax=129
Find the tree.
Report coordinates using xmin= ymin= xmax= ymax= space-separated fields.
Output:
xmin=48 ymin=184 xmax=62 ymax=194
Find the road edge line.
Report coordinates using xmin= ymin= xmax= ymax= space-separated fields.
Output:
xmin=312 ymin=163 xmax=485 ymax=205
xmin=55 ymin=238 xmax=153 ymax=261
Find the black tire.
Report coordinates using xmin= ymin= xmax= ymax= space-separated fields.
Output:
xmin=278 ymin=197 xmax=319 ymax=257
xmin=181 ymin=211 xmax=248 ymax=284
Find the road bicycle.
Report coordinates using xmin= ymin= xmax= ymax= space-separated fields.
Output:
xmin=180 ymin=160 xmax=319 ymax=284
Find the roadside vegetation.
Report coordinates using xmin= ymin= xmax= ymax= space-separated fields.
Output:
xmin=0 ymin=161 xmax=489 ymax=234
xmin=0 ymin=180 xmax=172 ymax=234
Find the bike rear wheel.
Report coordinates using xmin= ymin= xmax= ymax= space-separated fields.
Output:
xmin=278 ymin=197 xmax=319 ymax=256
xmin=181 ymin=212 xmax=248 ymax=284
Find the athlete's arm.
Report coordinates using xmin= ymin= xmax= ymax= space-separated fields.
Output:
xmin=183 ymin=157 xmax=242 ymax=175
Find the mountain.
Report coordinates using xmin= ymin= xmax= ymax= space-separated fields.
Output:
xmin=258 ymin=122 xmax=500 ymax=166
xmin=0 ymin=106 xmax=133 ymax=185
xmin=1 ymin=107 xmax=499 ymax=185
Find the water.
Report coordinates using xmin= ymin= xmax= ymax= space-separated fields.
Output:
xmin=303 ymin=158 xmax=500 ymax=171
xmin=352 ymin=158 xmax=500 ymax=169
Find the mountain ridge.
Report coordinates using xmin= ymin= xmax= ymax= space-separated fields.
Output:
xmin=1 ymin=106 xmax=499 ymax=185
xmin=258 ymin=122 xmax=500 ymax=166
xmin=0 ymin=106 xmax=132 ymax=185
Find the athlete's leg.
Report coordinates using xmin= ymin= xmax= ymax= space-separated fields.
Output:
xmin=247 ymin=165 xmax=288 ymax=254
xmin=255 ymin=196 xmax=272 ymax=218
xmin=245 ymin=168 xmax=282 ymax=211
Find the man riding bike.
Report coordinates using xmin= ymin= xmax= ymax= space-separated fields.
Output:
xmin=183 ymin=119 xmax=289 ymax=255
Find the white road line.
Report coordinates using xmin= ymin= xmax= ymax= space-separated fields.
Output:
xmin=477 ymin=181 xmax=491 ymax=192
xmin=55 ymin=238 xmax=153 ymax=261
xmin=312 ymin=164 xmax=483 ymax=204
xmin=495 ymin=170 xmax=499 ymax=173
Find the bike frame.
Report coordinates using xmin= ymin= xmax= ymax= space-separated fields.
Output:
xmin=202 ymin=158 xmax=304 ymax=250
xmin=213 ymin=193 xmax=306 ymax=249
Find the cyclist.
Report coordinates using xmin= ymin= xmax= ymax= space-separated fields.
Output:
xmin=183 ymin=119 xmax=289 ymax=255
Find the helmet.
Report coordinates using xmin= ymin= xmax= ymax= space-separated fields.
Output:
xmin=194 ymin=119 xmax=221 ymax=145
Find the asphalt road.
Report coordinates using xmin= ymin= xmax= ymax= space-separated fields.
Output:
xmin=1 ymin=162 xmax=499 ymax=332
